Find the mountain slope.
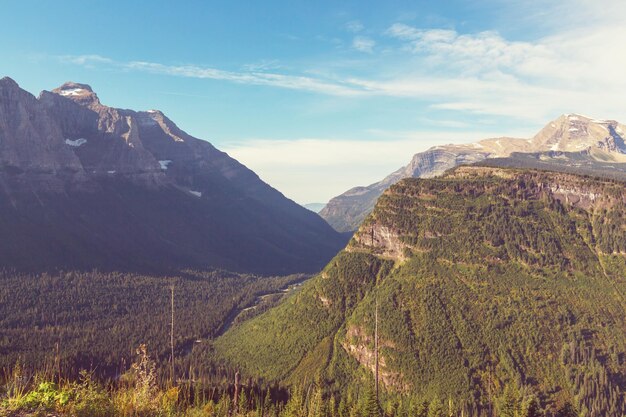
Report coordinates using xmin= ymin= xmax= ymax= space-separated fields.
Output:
xmin=216 ymin=166 xmax=626 ymax=415
xmin=0 ymin=77 xmax=346 ymax=274
xmin=321 ymin=114 xmax=626 ymax=232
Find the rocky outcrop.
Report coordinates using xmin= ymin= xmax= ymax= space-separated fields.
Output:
xmin=349 ymin=223 xmax=408 ymax=260
xmin=343 ymin=325 xmax=409 ymax=391
xmin=40 ymin=83 xmax=165 ymax=185
xmin=0 ymin=77 xmax=85 ymax=192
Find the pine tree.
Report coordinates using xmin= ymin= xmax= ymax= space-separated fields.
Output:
xmin=384 ymin=399 xmax=397 ymax=417
xmin=284 ymin=387 xmax=305 ymax=417
xmin=428 ymin=398 xmax=444 ymax=417
xmin=556 ymin=401 xmax=578 ymax=417
xmin=499 ymin=386 xmax=519 ymax=417
xmin=338 ymin=397 xmax=348 ymax=417
xmin=363 ymin=381 xmax=381 ymax=417
xmin=262 ymin=388 xmax=272 ymax=417
xmin=521 ymin=396 xmax=542 ymax=417
xmin=308 ymin=385 xmax=325 ymax=417
xmin=329 ymin=394 xmax=338 ymax=417
xmin=216 ymin=394 xmax=231 ymax=417
xmin=415 ymin=399 xmax=429 ymax=417
xmin=239 ymin=389 xmax=249 ymax=415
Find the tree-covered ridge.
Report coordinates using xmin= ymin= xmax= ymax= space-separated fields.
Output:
xmin=0 ymin=269 xmax=305 ymax=377
xmin=352 ymin=166 xmax=626 ymax=265
xmin=214 ymin=252 xmax=394 ymax=382
xmin=216 ymin=167 xmax=626 ymax=416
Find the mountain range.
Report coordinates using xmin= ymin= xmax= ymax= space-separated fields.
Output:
xmin=0 ymin=77 xmax=346 ymax=274
xmin=320 ymin=114 xmax=626 ymax=232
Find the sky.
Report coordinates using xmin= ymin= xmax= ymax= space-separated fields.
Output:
xmin=1 ymin=0 xmax=625 ymax=204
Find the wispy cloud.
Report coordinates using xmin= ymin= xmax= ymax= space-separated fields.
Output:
xmin=345 ymin=20 xmax=364 ymax=33
xmin=58 ymin=54 xmax=113 ymax=68
xmin=59 ymin=0 xmax=626 ymax=124
xmin=352 ymin=36 xmax=376 ymax=53
xmin=59 ymin=55 xmax=367 ymax=97
xmin=385 ymin=24 xmax=545 ymax=73
xmin=127 ymin=61 xmax=364 ymax=96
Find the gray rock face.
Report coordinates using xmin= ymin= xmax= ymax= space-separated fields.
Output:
xmin=0 ymin=77 xmax=85 ymax=192
xmin=320 ymin=147 xmax=491 ymax=232
xmin=0 ymin=77 xmax=346 ymax=274
xmin=40 ymin=83 xmax=164 ymax=185
xmin=321 ymin=114 xmax=626 ymax=232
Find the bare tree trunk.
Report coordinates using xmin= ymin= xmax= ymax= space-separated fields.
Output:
xmin=170 ymin=284 xmax=175 ymax=385
xmin=375 ymin=297 xmax=379 ymax=403
xmin=234 ymin=371 xmax=241 ymax=413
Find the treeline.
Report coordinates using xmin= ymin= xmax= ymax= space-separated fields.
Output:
xmin=0 ymin=269 xmax=306 ymax=379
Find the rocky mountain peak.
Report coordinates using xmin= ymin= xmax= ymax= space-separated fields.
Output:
xmin=50 ymin=81 xmax=100 ymax=106
xmin=0 ymin=76 xmax=20 ymax=89
xmin=530 ymin=113 xmax=626 ymax=155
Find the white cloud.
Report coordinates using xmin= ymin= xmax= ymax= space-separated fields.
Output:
xmin=222 ymin=130 xmax=527 ymax=203
xmin=352 ymin=36 xmax=376 ymax=53
xmin=385 ymin=24 xmax=550 ymax=75
xmin=60 ymin=55 xmax=367 ymax=97
xmin=126 ymin=61 xmax=367 ymax=96
xmin=58 ymin=54 xmax=113 ymax=68
xmin=58 ymin=0 xmax=626 ymax=125
xmin=378 ymin=6 xmax=626 ymax=122
xmin=345 ymin=20 xmax=364 ymax=33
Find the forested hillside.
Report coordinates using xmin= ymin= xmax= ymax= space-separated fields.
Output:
xmin=0 ymin=269 xmax=306 ymax=378
xmin=216 ymin=166 xmax=626 ymax=416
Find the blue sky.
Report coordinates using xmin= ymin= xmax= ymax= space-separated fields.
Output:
xmin=2 ymin=0 xmax=625 ymax=203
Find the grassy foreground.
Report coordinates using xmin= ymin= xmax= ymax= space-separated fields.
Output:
xmin=1 ymin=345 xmax=581 ymax=417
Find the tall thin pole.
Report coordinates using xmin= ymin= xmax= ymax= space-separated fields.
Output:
xmin=234 ymin=370 xmax=241 ymax=413
xmin=170 ymin=284 xmax=175 ymax=384
xmin=375 ymin=297 xmax=379 ymax=402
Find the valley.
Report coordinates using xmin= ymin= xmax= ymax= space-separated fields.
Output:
xmin=3 ymin=78 xmax=626 ymax=416
xmin=3 ymin=1 xmax=625 ymax=415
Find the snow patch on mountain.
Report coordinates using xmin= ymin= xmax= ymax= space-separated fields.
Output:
xmin=65 ymin=138 xmax=87 ymax=147
xmin=59 ymin=88 xmax=86 ymax=97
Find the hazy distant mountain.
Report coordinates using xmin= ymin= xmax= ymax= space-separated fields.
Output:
xmin=320 ymin=114 xmax=626 ymax=232
xmin=0 ymin=77 xmax=346 ymax=274
xmin=303 ymin=203 xmax=326 ymax=213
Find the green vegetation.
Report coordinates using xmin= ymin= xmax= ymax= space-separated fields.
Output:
xmin=0 ymin=355 xmax=582 ymax=417
xmin=215 ymin=251 xmax=394 ymax=382
xmin=5 ymin=166 xmax=626 ymax=416
xmin=215 ymin=167 xmax=626 ymax=416
xmin=0 ymin=269 xmax=306 ymax=378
